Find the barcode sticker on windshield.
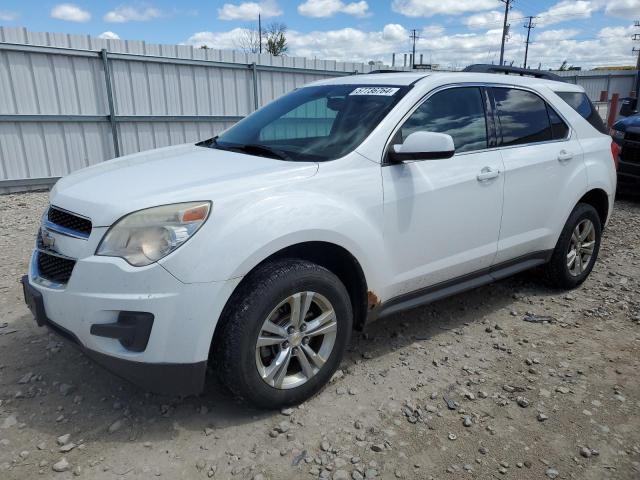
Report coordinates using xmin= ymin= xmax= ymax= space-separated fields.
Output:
xmin=349 ymin=87 xmax=399 ymax=96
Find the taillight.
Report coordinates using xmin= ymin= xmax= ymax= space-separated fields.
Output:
xmin=610 ymin=141 xmax=620 ymax=170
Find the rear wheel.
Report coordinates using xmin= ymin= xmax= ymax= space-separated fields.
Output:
xmin=545 ymin=203 xmax=602 ymax=289
xmin=215 ymin=259 xmax=352 ymax=409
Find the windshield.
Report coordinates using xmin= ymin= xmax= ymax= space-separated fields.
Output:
xmin=201 ymin=84 xmax=410 ymax=162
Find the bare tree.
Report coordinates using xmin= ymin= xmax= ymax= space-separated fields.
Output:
xmin=235 ymin=26 xmax=261 ymax=54
xmin=265 ymin=22 xmax=288 ymax=56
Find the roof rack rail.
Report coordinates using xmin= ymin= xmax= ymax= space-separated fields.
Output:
xmin=367 ymin=69 xmax=406 ymax=74
xmin=462 ymin=64 xmax=564 ymax=82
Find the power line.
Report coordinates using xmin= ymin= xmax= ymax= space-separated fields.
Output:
xmin=499 ymin=0 xmax=514 ymax=66
xmin=523 ymin=16 xmax=537 ymax=68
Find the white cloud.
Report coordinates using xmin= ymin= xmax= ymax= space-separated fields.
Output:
xmin=535 ymin=29 xmax=580 ymax=42
xmin=104 ymin=6 xmax=163 ymax=23
xmin=604 ymin=0 xmax=640 ymax=18
xmin=185 ymin=28 xmax=250 ymax=50
xmin=464 ymin=9 xmax=523 ymax=29
xmin=218 ymin=0 xmax=282 ymax=21
xmin=382 ymin=24 xmax=408 ymax=42
xmin=421 ymin=25 xmax=445 ymax=36
xmin=0 ymin=10 xmax=19 ymax=21
xmin=50 ymin=3 xmax=91 ymax=22
xmin=392 ymin=0 xmax=500 ymax=18
xmin=185 ymin=22 xmax=637 ymax=70
xmin=536 ymin=0 xmax=597 ymax=27
xmin=298 ymin=0 xmax=369 ymax=18
xmin=98 ymin=31 xmax=121 ymax=40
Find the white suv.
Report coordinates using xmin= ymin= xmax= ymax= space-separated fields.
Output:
xmin=22 ymin=70 xmax=617 ymax=408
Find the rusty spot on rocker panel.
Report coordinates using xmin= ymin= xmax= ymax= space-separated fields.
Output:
xmin=367 ymin=291 xmax=381 ymax=311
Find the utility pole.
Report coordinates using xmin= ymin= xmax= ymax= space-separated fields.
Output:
xmin=409 ymin=29 xmax=420 ymax=68
xmin=258 ymin=13 xmax=262 ymax=54
xmin=523 ymin=16 xmax=536 ymax=69
xmin=499 ymin=0 xmax=514 ymax=66
xmin=634 ymin=21 xmax=639 ymax=100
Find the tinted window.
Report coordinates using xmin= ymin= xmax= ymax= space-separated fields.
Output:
xmin=555 ymin=91 xmax=607 ymax=134
xmin=493 ymin=88 xmax=552 ymax=146
xmin=259 ymin=97 xmax=337 ymax=141
xmin=547 ymin=106 xmax=569 ymax=140
xmin=400 ymin=87 xmax=488 ymax=153
xmin=212 ymin=84 xmax=408 ymax=162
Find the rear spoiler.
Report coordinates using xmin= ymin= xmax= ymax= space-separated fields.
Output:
xmin=463 ymin=64 xmax=565 ymax=82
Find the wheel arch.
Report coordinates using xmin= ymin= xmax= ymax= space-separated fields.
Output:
xmin=578 ymin=188 xmax=609 ymax=227
xmin=210 ymin=241 xmax=373 ymax=361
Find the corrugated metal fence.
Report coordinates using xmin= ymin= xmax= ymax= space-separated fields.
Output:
xmin=1 ymin=26 xmax=637 ymax=193
xmin=555 ymin=70 xmax=637 ymax=102
xmin=0 ymin=27 xmax=385 ymax=193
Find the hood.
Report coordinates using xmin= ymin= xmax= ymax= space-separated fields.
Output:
xmin=614 ymin=113 xmax=640 ymax=131
xmin=51 ymin=143 xmax=318 ymax=226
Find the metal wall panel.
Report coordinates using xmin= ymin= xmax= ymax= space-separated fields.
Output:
xmin=0 ymin=26 xmax=383 ymax=192
xmin=556 ymin=70 xmax=637 ymax=101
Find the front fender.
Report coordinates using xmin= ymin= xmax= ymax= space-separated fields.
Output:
xmin=160 ymin=187 xmax=388 ymax=299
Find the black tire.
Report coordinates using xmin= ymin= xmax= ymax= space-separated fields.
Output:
xmin=544 ymin=203 xmax=602 ymax=289
xmin=214 ymin=259 xmax=352 ymax=409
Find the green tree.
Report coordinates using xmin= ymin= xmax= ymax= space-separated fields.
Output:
xmin=266 ymin=22 xmax=288 ymax=56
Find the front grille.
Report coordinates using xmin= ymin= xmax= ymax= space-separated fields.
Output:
xmin=625 ymin=131 xmax=640 ymax=143
xmin=47 ymin=207 xmax=92 ymax=236
xmin=621 ymin=145 xmax=640 ymax=165
xmin=37 ymin=251 xmax=76 ymax=284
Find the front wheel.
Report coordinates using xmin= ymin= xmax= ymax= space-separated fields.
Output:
xmin=544 ymin=203 xmax=602 ymax=289
xmin=215 ymin=259 xmax=352 ymax=409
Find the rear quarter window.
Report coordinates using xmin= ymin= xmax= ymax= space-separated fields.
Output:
xmin=555 ymin=91 xmax=607 ymax=134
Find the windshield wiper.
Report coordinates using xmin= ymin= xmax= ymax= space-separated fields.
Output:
xmin=200 ymin=137 xmax=292 ymax=161
xmin=225 ymin=143 xmax=291 ymax=161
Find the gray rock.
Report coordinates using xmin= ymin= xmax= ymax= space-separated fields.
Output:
xmin=274 ymin=421 xmax=290 ymax=434
xmin=52 ymin=458 xmax=70 ymax=472
xmin=545 ymin=468 xmax=559 ymax=478
xmin=516 ymin=396 xmax=530 ymax=408
xmin=108 ymin=419 xmax=123 ymax=433
xmin=59 ymin=443 xmax=76 ymax=453
xmin=463 ymin=416 xmax=472 ymax=427
xmin=59 ymin=384 xmax=75 ymax=396
xmin=334 ymin=470 xmax=349 ymax=480
xmin=57 ymin=434 xmax=70 ymax=446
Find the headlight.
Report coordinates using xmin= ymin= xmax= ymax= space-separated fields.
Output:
xmin=610 ymin=128 xmax=624 ymax=141
xmin=96 ymin=202 xmax=211 ymax=266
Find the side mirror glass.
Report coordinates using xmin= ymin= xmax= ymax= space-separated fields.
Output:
xmin=389 ymin=131 xmax=455 ymax=162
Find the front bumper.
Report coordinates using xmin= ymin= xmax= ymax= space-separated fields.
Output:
xmin=617 ymin=134 xmax=640 ymax=194
xmin=23 ymin=249 xmax=241 ymax=396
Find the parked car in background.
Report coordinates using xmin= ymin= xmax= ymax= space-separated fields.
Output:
xmin=22 ymin=67 xmax=617 ymax=409
xmin=611 ymin=109 xmax=640 ymax=195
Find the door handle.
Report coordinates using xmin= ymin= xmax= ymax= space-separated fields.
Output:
xmin=477 ymin=167 xmax=500 ymax=182
xmin=557 ymin=150 xmax=573 ymax=162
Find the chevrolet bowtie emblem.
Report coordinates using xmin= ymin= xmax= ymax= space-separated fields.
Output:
xmin=41 ymin=229 xmax=55 ymax=248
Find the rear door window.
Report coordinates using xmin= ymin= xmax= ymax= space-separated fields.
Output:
xmin=547 ymin=107 xmax=570 ymax=140
xmin=492 ymin=88 xmax=553 ymax=146
xmin=555 ymin=91 xmax=607 ymax=134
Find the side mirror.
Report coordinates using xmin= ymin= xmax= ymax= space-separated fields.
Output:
xmin=388 ymin=131 xmax=455 ymax=162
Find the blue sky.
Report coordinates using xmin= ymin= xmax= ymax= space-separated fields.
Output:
xmin=0 ymin=1 xmax=638 ymax=68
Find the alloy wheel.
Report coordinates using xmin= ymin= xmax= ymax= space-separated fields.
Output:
xmin=566 ymin=218 xmax=596 ymax=276
xmin=255 ymin=291 xmax=337 ymax=389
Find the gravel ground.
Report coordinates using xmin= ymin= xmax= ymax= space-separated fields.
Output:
xmin=1 ymin=191 xmax=639 ymax=480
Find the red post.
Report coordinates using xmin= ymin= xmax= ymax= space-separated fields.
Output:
xmin=607 ymin=93 xmax=619 ymax=129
